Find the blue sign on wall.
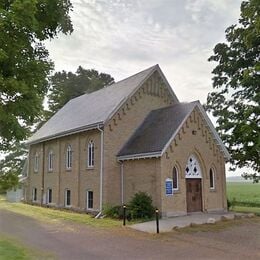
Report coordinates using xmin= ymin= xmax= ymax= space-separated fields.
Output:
xmin=165 ymin=178 xmax=173 ymax=196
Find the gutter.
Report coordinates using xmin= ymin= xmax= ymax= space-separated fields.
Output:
xmin=96 ymin=124 xmax=104 ymax=217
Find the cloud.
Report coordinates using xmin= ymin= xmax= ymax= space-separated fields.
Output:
xmin=45 ymin=0 xmax=241 ymax=103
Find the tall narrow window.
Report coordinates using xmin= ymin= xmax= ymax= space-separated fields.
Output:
xmin=34 ymin=153 xmax=39 ymax=172
xmin=87 ymin=141 xmax=94 ymax=167
xmin=47 ymin=188 xmax=52 ymax=204
xmin=66 ymin=145 xmax=72 ymax=169
xmin=65 ymin=189 xmax=71 ymax=207
xmin=172 ymin=166 xmax=179 ymax=191
xmin=32 ymin=188 xmax=37 ymax=201
xmin=48 ymin=150 xmax=54 ymax=171
xmin=87 ymin=191 xmax=93 ymax=209
xmin=209 ymin=168 xmax=215 ymax=189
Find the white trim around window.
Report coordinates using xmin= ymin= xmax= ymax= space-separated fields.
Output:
xmin=87 ymin=141 xmax=94 ymax=168
xmin=48 ymin=150 xmax=54 ymax=172
xmin=172 ymin=166 xmax=179 ymax=191
xmin=65 ymin=189 xmax=71 ymax=207
xmin=66 ymin=145 xmax=72 ymax=170
xmin=209 ymin=168 xmax=215 ymax=190
xmin=86 ymin=190 xmax=94 ymax=210
xmin=47 ymin=188 xmax=52 ymax=204
xmin=34 ymin=153 xmax=39 ymax=173
xmin=32 ymin=187 xmax=37 ymax=202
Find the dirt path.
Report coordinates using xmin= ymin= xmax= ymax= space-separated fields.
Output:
xmin=0 ymin=209 xmax=259 ymax=260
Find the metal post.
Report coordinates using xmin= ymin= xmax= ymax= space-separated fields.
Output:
xmin=123 ymin=205 xmax=126 ymax=226
xmin=155 ymin=208 xmax=159 ymax=234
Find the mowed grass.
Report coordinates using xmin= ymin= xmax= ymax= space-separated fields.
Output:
xmin=0 ymin=235 xmax=54 ymax=260
xmin=226 ymin=182 xmax=260 ymax=207
xmin=0 ymin=196 xmax=121 ymax=228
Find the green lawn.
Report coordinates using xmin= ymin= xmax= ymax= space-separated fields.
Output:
xmin=0 ymin=235 xmax=53 ymax=260
xmin=226 ymin=182 xmax=260 ymax=208
xmin=0 ymin=196 xmax=121 ymax=228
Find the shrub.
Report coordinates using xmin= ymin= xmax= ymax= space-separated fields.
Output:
xmin=128 ymin=192 xmax=155 ymax=219
xmin=103 ymin=205 xmax=122 ymax=219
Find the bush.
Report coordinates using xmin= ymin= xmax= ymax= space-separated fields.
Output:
xmin=128 ymin=192 xmax=155 ymax=219
xmin=103 ymin=205 xmax=122 ymax=219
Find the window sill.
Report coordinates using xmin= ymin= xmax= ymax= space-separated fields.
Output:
xmin=47 ymin=170 xmax=53 ymax=173
xmin=86 ymin=167 xmax=94 ymax=170
xmin=173 ymin=189 xmax=180 ymax=194
xmin=66 ymin=168 xmax=72 ymax=172
xmin=210 ymin=188 xmax=216 ymax=192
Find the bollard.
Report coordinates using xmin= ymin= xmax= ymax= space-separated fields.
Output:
xmin=123 ymin=205 xmax=126 ymax=226
xmin=155 ymin=208 xmax=159 ymax=234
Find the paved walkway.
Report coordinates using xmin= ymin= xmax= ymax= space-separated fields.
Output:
xmin=130 ymin=212 xmax=244 ymax=233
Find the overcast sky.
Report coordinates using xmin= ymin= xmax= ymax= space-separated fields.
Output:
xmin=45 ymin=0 xmax=243 ymax=176
xmin=45 ymin=0 xmax=241 ymax=104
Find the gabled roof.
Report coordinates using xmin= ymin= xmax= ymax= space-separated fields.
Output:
xmin=117 ymin=101 xmax=230 ymax=161
xmin=27 ymin=65 xmax=178 ymax=145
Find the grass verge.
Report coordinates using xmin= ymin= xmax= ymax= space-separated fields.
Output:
xmin=0 ymin=235 xmax=54 ymax=260
xmin=0 ymin=196 xmax=121 ymax=228
xmin=231 ymin=206 xmax=260 ymax=215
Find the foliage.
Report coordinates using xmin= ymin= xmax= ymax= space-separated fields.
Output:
xmin=206 ymin=0 xmax=260 ymax=183
xmin=0 ymin=0 xmax=73 ymax=151
xmin=226 ymin=182 xmax=260 ymax=208
xmin=128 ymin=192 xmax=155 ymax=219
xmin=0 ymin=142 xmax=27 ymax=192
xmin=47 ymin=66 xmax=114 ymax=116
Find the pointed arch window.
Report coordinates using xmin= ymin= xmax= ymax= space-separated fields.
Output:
xmin=185 ymin=155 xmax=202 ymax=178
xmin=34 ymin=152 xmax=39 ymax=172
xmin=48 ymin=150 xmax=54 ymax=171
xmin=66 ymin=145 xmax=72 ymax=169
xmin=87 ymin=141 xmax=94 ymax=167
xmin=209 ymin=168 xmax=215 ymax=189
xmin=172 ymin=166 xmax=179 ymax=190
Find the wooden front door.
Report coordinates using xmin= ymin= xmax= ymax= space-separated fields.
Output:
xmin=186 ymin=179 xmax=202 ymax=212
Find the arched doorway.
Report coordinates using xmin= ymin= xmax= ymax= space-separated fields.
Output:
xmin=185 ymin=155 xmax=202 ymax=212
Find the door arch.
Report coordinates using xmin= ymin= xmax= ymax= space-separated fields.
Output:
xmin=185 ymin=154 xmax=202 ymax=212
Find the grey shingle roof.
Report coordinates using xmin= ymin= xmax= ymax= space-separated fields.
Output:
xmin=117 ymin=102 xmax=197 ymax=158
xmin=28 ymin=65 xmax=171 ymax=144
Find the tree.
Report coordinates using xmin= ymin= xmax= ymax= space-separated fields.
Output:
xmin=47 ymin=66 xmax=114 ymax=115
xmin=206 ymin=0 xmax=260 ymax=182
xmin=0 ymin=0 xmax=73 ymax=151
xmin=0 ymin=142 xmax=27 ymax=192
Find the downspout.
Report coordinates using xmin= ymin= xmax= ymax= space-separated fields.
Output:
xmin=119 ymin=161 xmax=124 ymax=205
xmin=96 ymin=125 xmax=104 ymax=218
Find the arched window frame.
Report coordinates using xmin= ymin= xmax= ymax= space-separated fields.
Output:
xmin=66 ymin=145 xmax=72 ymax=169
xmin=209 ymin=168 xmax=215 ymax=190
xmin=87 ymin=141 xmax=94 ymax=168
xmin=48 ymin=150 xmax=54 ymax=172
xmin=34 ymin=152 xmax=39 ymax=173
xmin=172 ymin=166 xmax=179 ymax=191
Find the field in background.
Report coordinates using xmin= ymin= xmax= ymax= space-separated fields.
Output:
xmin=226 ymin=182 xmax=260 ymax=210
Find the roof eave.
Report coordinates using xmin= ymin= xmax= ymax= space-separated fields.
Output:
xmin=160 ymin=102 xmax=231 ymax=161
xmin=27 ymin=122 xmax=104 ymax=145
xmin=117 ymin=151 xmax=161 ymax=161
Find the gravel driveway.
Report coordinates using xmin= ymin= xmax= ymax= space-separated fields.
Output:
xmin=0 ymin=209 xmax=259 ymax=260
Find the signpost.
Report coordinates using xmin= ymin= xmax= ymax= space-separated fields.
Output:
xmin=165 ymin=178 xmax=173 ymax=196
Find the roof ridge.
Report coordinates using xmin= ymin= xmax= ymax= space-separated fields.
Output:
xmin=67 ymin=64 xmax=158 ymax=103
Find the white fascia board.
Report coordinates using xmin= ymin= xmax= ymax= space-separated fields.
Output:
xmin=156 ymin=66 xmax=179 ymax=103
xmin=104 ymin=66 xmax=158 ymax=125
xmin=27 ymin=122 xmax=103 ymax=145
xmin=117 ymin=151 xmax=161 ymax=161
xmin=196 ymin=104 xmax=231 ymax=160
xmin=160 ymin=103 xmax=231 ymax=161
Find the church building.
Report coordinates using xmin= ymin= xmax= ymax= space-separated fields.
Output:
xmin=25 ymin=65 xmax=230 ymax=217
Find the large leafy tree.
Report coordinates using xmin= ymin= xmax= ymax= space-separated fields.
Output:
xmin=0 ymin=0 xmax=73 ymax=151
xmin=207 ymin=0 xmax=260 ymax=182
xmin=0 ymin=142 xmax=27 ymax=192
xmin=47 ymin=66 xmax=114 ymax=116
